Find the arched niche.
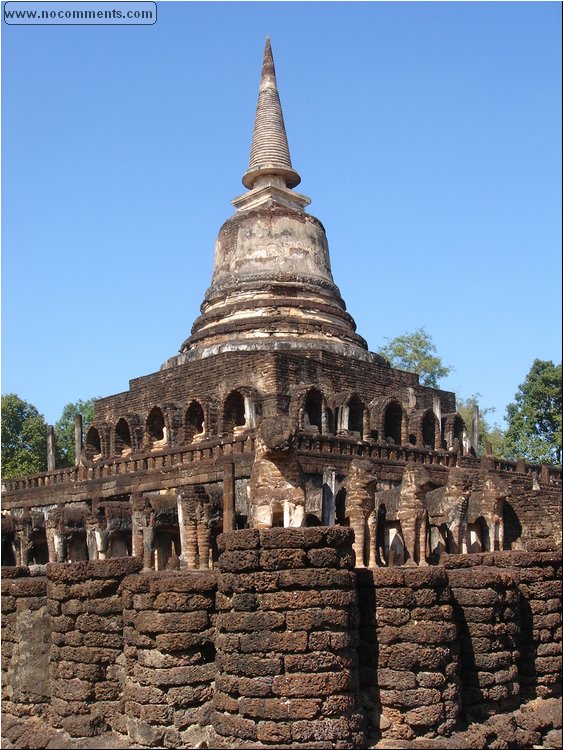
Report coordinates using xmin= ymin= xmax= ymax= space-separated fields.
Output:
xmin=223 ymin=391 xmax=246 ymax=433
xmin=384 ymin=402 xmax=403 ymax=445
xmin=468 ymin=516 xmax=490 ymax=553
xmin=146 ymin=406 xmax=167 ymax=449
xmin=502 ymin=502 xmax=522 ymax=550
xmin=114 ymin=418 xmax=132 ymax=456
xmin=185 ymin=401 xmax=205 ymax=443
xmin=348 ymin=395 xmax=365 ymax=437
xmin=271 ymin=502 xmax=284 ymax=528
xmin=84 ymin=426 xmax=102 ymax=461
xmin=422 ymin=411 xmax=438 ymax=449
xmin=67 ymin=530 xmax=89 ymax=562
xmin=29 ymin=528 xmax=49 ymax=564
xmin=304 ymin=388 xmax=323 ymax=433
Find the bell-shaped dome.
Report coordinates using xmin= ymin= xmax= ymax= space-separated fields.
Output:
xmin=162 ymin=39 xmax=384 ymax=369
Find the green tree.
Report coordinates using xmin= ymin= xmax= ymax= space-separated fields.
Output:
xmin=504 ymin=360 xmax=562 ymax=466
xmin=1 ymin=394 xmax=48 ymax=479
xmin=55 ymin=398 xmax=97 ymax=467
xmin=379 ymin=327 xmax=452 ymax=388
xmin=456 ymin=393 xmax=507 ymax=457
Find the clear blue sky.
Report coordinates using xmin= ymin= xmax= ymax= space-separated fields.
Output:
xmin=2 ymin=1 xmax=562 ymax=429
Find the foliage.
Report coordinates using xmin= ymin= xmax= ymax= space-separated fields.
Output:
xmin=1 ymin=394 xmax=48 ymax=479
xmin=456 ymin=393 xmax=507 ymax=457
xmin=379 ymin=327 xmax=452 ymax=388
xmin=55 ymin=398 xmax=97 ymax=467
xmin=504 ymin=360 xmax=562 ymax=466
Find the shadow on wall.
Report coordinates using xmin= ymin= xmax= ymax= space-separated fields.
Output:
xmin=355 ymin=569 xmax=381 ymax=742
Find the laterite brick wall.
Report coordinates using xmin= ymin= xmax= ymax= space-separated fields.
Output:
xmin=46 ymin=557 xmax=142 ymax=737
xmin=121 ymin=570 xmax=217 ymax=747
xmin=1 ymin=540 xmax=561 ymax=748
xmin=356 ymin=566 xmax=460 ymax=742
xmin=447 ymin=566 xmax=521 ymax=719
xmin=443 ymin=551 xmax=562 ymax=702
xmin=1 ymin=568 xmax=50 ymax=718
xmin=213 ymin=528 xmax=365 ymax=749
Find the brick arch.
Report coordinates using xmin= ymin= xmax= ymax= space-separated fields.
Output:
xmin=301 ymin=387 xmax=326 ymax=433
xmin=84 ymin=422 xmax=109 ymax=461
xmin=184 ymin=399 xmax=206 ymax=443
xmin=421 ymin=410 xmax=439 ymax=449
xmin=370 ymin=396 xmax=409 ymax=444
xmin=409 ymin=408 xmax=441 ymax=450
xmin=220 ymin=387 xmax=262 ymax=434
xmin=113 ymin=417 xmax=133 ymax=456
xmin=290 ymin=386 xmax=327 ymax=432
xmin=328 ymin=391 xmax=368 ymax=438
xmin=111 ymin=413 xmax=143 ymax=455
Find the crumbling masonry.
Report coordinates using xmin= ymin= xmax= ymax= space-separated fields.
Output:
xmin=2 ymin=39 xmax=561 ymax=748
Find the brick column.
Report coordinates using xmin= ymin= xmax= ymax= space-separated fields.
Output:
xmin=447 ymin=564 xmax=520 ymax=720
xmin=357 ymin=566 xmax=461 ymax=741
xmin=213 ymin=527 xmax=365 ymax=748
xmin=47 ymin=557 xmax=142 ymax=737
xmin=121 ymin=570 xmax=217 ymax=748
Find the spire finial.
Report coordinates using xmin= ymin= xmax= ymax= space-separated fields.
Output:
xmin=242 ymin=38 xmax=301 ymax=190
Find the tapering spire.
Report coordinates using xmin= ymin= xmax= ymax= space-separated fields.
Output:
xmin=242 ymin=38 xmax=301 ymax=190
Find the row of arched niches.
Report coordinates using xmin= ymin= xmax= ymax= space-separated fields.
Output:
xmin=84 ymin=387 xmax=467 ymax=461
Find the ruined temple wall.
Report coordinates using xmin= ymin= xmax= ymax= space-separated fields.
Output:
xmin=355 ymin=550 xmax=562 ymax=741
xmin=272 ymin=350 xmax=457 ymax=415
xmin=1 ymin=569 xmax=50 ymax=718
xmin=2 ymin=542 xmax=561 ymax=748
xmin=92 ymin=349 xmax=456 ymax=427
xmin=46 ymin=557 xmax=142 ymax=737
xmin=93 ymin=351 xmax=280 ymax=424
xmin=120 ymin=570 xmax=217 ymax=748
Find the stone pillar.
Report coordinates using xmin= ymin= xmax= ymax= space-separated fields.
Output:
xmin=401 ymin=413 xmax=409 ymax=445
xmin=321 ymin=405 xmax=329 ymax=435
xmin=1 ymin=575 xmax=50 ymax=718
xmin=45 ymin=524 xmax=57 ymax=563
xmin=214 ymin=528 xmax=365 ymax=748
xmin=86 ymin=523 xmax=98 ymax=561
xmin=244 ymin=396 xmax=256 ymax=428
xmin=446 ymin=564 xmax=521 ymax=719
xmin=470 ymin=404 xmax=479 ymax=455
xmin=74 ymin=414 xmax=83 ymax=465
xmin=321 ymin=468 xmax=336 ymax=525
xmin=185 ymin=521 xmax=198 ymax=569
xmin=223 ymin=460 xmax=235 ymax=533
xmin=121 ymin=569 xmax=217 ymax=747
xmin=338 ymin=405 xmax=349 ymax=434
xmin=53 ymin=530 xmax=66 ymax=562
xmin=433 ymin=396 xmax=442 ymax=447
xmin=47 ymin=426 xmax=56 ymax=471
xmin=142 ymin=523 xmax=155 ymax=570
xmin=48 ymin=557 xmax=142 ymax=737
xmin=357 ymin=566 xmax=461 ymax=740
xmin=95 ymin=529 xmax=110 ymax=559
xmin=131 ymin=494 xmax=144 ymax=558
xmin=363 ymin=409 xmax=370 ymax=441
xmin=366 ymin=511 xmax=377 ymax=568
xmin=197 ymin=523 xmax=210 ymax=569
xmin=177 ymin=495 xmax=189 ymax=568
xmin=516 ymin=458 xmax=526 ymax=474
